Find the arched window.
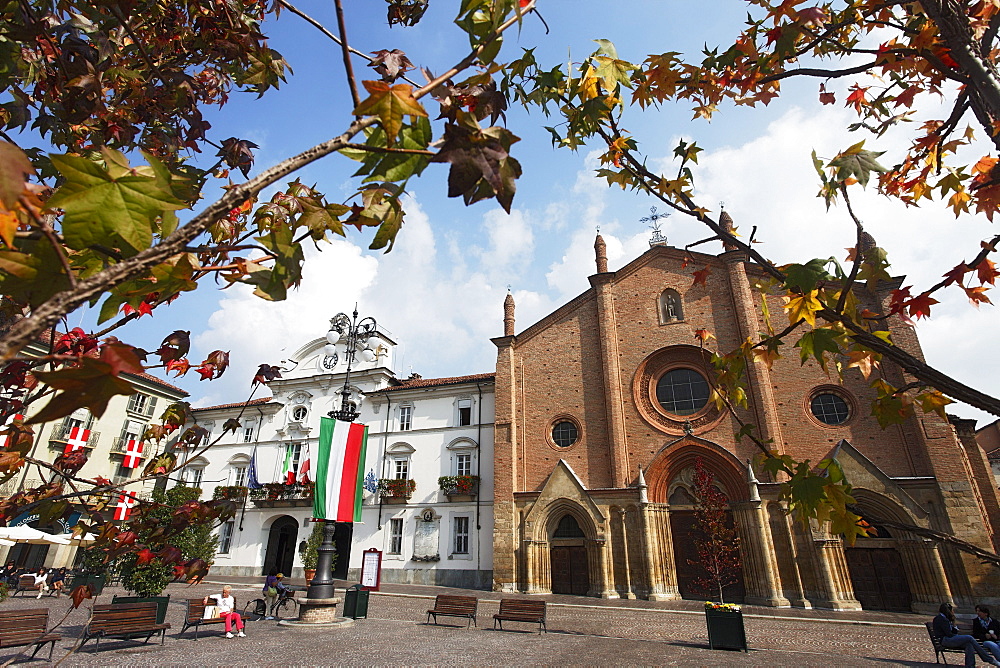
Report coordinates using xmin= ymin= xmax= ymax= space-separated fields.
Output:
xmin=659 ymin=288 xmax=683 ymax=323
xmin=553 ymin=514 xmax=585 ymax=538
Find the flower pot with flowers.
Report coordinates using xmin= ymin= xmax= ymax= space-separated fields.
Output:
xmin=437 ymin=475 xmax=479 ymax=501
xmin=704 ymin=602 xmax=746 ymax=651
xmin=378 ymin=478 xmax=415 ymax=503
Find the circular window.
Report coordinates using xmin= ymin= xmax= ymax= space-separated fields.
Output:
xmin=551 ymin=421 xmax=579 ymax=448
xmin=655 ymin=368 xmax=710 ymax=416
xmin=810 ymin=392 xmax=850 ymax=425
xmin=292 ymin=406 xmax=308 ymax=422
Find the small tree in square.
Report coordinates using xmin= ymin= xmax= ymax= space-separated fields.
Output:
xmin=688 ymin=457 xmax=742 ymax=603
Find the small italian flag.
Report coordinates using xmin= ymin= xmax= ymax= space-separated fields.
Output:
xmin=313 ymin=418 xmax=368 ymax=522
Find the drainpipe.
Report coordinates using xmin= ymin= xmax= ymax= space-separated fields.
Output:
xmin=377 ymin=394 xmax=391 ymax=530
xmin=475 ymin=381 xmax=483 ymax=577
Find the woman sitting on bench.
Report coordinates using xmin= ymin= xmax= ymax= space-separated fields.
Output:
xmin=204 ymin=585 xmax=246 ymax=639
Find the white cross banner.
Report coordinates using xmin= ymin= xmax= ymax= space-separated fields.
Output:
xmin=113 ymin=492 xmax=137 ymax=521
xmin=122 ymin=439 xmax=143 ymax=469
xmin=63 ymin=426 xmax=90 ymax=454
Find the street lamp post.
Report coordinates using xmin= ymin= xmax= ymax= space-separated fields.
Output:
xmin=306 ymin=307 xmax=379 ymax=601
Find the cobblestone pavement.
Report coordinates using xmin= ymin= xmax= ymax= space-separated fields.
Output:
xmin=0 ymin=577 xmax=955 ymax=666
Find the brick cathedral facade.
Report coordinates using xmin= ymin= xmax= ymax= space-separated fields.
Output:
xmin=490 ymin=222 xmax=1000 ymax=612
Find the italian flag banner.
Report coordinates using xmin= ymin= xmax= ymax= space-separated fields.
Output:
xmin=313 ymin=417 xmax=368 ymax=522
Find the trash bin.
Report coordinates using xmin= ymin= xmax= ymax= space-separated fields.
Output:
xmin=342 ymin=584 xmax=369 ymax=619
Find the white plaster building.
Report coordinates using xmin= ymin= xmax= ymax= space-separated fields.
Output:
xmin=0 ymin=332 xmax=188 ymax=570
xmin=190 ymin=321 xmax=495 ymax=589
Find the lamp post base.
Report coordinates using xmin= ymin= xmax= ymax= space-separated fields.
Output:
xmin=277 ymin=596 xmax=355 ymax=628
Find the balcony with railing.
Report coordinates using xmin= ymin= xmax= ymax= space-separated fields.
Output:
xmin=110 ymin=437 xmax=147 ymax=457
xmin=249 ymin=482 xmax=314 ymax=507
xmin=48 ymin=423 xmax=100 ymax=450
xmin=0 ymin=477 xmax=40 ymax=498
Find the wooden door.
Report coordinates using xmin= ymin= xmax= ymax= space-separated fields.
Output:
xmin=846 ymin=547 xmax=912 ymax=612
xmin=670 ymin=510 xmax=745 ymax=601
xmin=550 ymin=546 xmax=589 ymax=595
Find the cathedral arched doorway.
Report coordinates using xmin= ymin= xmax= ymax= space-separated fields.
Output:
xmin=262 ymin=515 xmax=298 ymax=576
xmin=844 ymin=524 xmax=913 ymax=612
xmin=549 ymin=514 xmax=590 ymax=595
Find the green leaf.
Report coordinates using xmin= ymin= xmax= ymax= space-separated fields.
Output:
xmin=30 ymin=358 xmax=137 ymax=423
xmin=47 ymin=151 xmax=187 ymax=256
xmin=795 ymin=327 xmax=846 ymax=372
xmin=827 ymin=141 xmax=888 ymax=187
xmin=782 ymin=258 xmax=835 ymax=292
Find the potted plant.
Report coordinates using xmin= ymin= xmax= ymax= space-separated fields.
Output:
xmin=378 ymin=478 xmax=416 ymax=503
xmin=689 ymin=458 xmax=746 ymax=652
xmin=301 ymin=522 xmax=336 ymax=582
xmin=437 ymin=475 xmax=480 ymax=501
xmin=212 ymin=485 xmax=248 ymax=501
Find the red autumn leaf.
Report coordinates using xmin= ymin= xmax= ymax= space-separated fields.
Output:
xmin=70 ymin=584 xmax=94 ymax=609
xmin=100 ymin=343 xmax=144 ymax=377
xmin=907 ymin=292 xmax=939 ymax=319
xmin=158 ymin=545 xmax=183 ymax=565
xmin=845 ymin=85 xmax=868 ymax=112
xmin=93 ymin=476 xmax=111 ymax=486
xmin=136 ymin=548 xmax=156 ymax=565
xmin=942 ymin=262 xmax=970 ymax=286
xmin=166 ymin=358 xmax=191 ymax=377
xmin=694 ymin=328 xmax=715 ymax=344
xmin=819 ymin=90 xmax=836 ymax=105
xmin=964 ymin=285 xmax=993 ymax=306
xmin=888 ymin=286 xmax=912 ymax=314
xmin=976 ymin=258 xmax=999 ymax=285
xmin=195 ymin=364 xmax=215 ymax=380
xmin=692 ymin=266 xmax=712 ymax=285
xmin=894 ymin=85 xmax=920 ymax=108
xmin=116 ymin=530 xmax=137 ymax=547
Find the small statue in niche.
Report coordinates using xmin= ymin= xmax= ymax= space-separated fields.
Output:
xmin=663 ymin=291 xmax=682 ymax=321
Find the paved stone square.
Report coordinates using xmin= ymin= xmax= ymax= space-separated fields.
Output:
xmin=0 ymin=577 xmax=956 ymax=666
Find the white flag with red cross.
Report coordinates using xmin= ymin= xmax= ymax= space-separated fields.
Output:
xmin=113 ymin=492 xmax=137 ymax=521
xmin=63 ymin=426 xmax=90 ymax=454
xmin=122 ymin=439 xmax=144 ymax=469
xmin=0 ymin=414 xmax=25 ymax=448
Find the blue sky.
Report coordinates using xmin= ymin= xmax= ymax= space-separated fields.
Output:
xmin=61 ymin=2 xmax=1000 ymax=425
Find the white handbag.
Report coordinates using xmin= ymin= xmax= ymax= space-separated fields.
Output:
xmin=203 ymin=605 xmax=219 ymax=620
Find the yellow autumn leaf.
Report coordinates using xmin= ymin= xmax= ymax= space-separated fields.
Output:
xmin=783 ymin=290 xmax=822 ymax=327
xmin=352 ymin=81 xmax=428 ymax=147
xmin=845 ymin=349 xmax=878 ymax=379
xmin=917 ymin=390 xmax=953 ymax=420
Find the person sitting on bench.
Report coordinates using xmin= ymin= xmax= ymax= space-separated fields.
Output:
xmin=32 ymin=568 xmax=50 ymax=599
xmin=204 ymin=585 xmax=246 ymax=639
xmin=973 ymin=604 xmax=1000 ymax=663
xmin=934 ymin=602 xmax=1000 ymax=667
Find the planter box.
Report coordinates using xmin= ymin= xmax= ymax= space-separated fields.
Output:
xmin=705 ymin=607 xmax=747 ymax=652
xmin=445 ymin=493 xmax=475 ymax=502
xmin=382 ymin=496 xmax=409 ymax=505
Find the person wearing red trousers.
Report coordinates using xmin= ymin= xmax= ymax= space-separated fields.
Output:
xmin=204 ymin=585 xmax=246 ymax=638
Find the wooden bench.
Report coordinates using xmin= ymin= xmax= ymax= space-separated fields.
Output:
xmin=0 ymin=608 xmax=61 ymax=661
xmin=13 ymin=574 xmax=47 ymax=597
xmin=926 ymin=621 xmax=975 ymax=664
xmin=180 ymin=598 xmax=230 ymax=640
xmin=80 ymin=601 xmax=170 ymax=651
xmin=493 ymin=598 xmax=546 ymax=633
xmin=426 ymin=594 xmax=478 ymax=628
